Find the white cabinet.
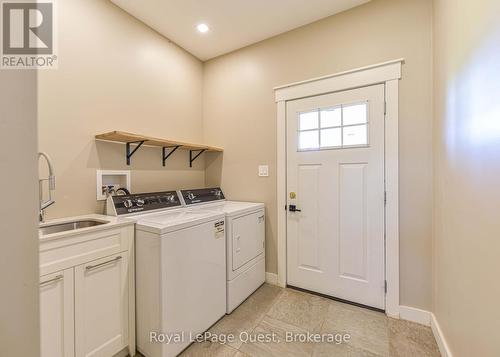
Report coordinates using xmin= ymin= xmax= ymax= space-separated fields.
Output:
xmin=40 ymin=269 xmax=74 ymax=357
xmin=75 ymin=253 xmax=129 ymax=357
xmin=39 ymin=224 xmax=135 ymax=357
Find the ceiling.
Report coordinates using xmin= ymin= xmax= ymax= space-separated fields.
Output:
xmin=110 ymin=0 xmax=370 ymax=61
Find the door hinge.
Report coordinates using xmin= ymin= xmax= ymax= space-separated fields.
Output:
xmin=384 ymin=191 xmax=387 ymax=206
xmin=384 ymin=280 xmax=388 ymax=294
xmin=384 ymin=101 xmax=387 ymax=115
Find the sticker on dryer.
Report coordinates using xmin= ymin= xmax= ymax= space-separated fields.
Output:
xmin=214 ymin=221 xmax=225 ymax=239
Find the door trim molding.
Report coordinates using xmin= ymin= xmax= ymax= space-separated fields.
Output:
xmin=275 ymin=59 xmax=403 ymax=318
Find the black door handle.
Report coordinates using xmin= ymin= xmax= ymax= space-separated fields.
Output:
xmin=288 ymin=204 xmax=302 ymax=212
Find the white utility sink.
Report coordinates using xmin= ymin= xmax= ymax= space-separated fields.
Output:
xmin=39 ymin=219 xmax=109 ymax=235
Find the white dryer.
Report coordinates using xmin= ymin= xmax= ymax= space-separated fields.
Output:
xmin=179 ymin=188 xmax=265 ymax=313
xmin=107 ymin=191 xmax=226 ymax=357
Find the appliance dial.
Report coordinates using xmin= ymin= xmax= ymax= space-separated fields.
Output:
xmin=214 ymin=189 xmax=222 ymax=198
xmin=135 ymin=198 xmax=145 ymax=207
xmin=166 ymin=194 xmax=175 ymax=202
xmin=123 ymin=199 xmax=134 ymax=208
xmin=187 ymin=192 xmax=196 ymax=200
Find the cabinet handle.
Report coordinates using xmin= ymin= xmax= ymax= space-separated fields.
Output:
xmin=40 ymin=274 xmax=63 ymax=286
xmin=85 ymin=256 xmax=122 ymax=271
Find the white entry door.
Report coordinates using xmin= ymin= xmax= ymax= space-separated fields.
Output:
xmin=286 ymin=84 xmax=385 ymax=309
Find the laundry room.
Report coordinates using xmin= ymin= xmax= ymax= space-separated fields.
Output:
xmin=2 ymin=0 xmax=500 ymax=357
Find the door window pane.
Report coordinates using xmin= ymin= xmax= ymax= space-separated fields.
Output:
xmin=320 ymin=128 xmax=341 ymax=148
xmin=297 ymin=102 xmax=369 ymax=151
xmin=343 ymin=124 xmax=368 ymax=146
xmin=299 ymin=111 xmax=319 ymax=130
xmin=320 ymin=107 xmax=341 ymax=128
xmin=343 ymin=103 xmax=367 ymax=126
xmin=299 ymin=130 xmax=319 ymax=150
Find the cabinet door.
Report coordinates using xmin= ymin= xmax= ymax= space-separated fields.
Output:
xmin=74 ymin=253 xmax=129 ymax=357
xmin=40 ymin=269 xmax=75 ymax=357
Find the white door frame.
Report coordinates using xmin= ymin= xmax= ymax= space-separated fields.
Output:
xmin=274 ymin=59 xmax=403 ymax=318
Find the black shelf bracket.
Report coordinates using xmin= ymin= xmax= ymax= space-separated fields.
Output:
xmin=126 ymin=140 xmax=145 ymax=165
xmin=189 ymin=149 xmax=206 ymax=167
xmin=162 ymin=146 xmax=180 ymax=166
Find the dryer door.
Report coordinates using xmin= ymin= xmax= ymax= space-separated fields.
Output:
xmin=232 ymin=210 xmax=265 ymax=271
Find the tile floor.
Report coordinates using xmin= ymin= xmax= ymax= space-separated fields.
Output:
xmin=138 ymin=284 xmax=441 ymax=357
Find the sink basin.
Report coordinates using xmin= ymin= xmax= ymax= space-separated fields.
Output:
xmin=39 ymin=219 xmax=109 ymax=235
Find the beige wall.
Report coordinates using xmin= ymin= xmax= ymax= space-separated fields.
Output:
xmin=0 ymin=72 xmax=40 ymax=355
xmin=203 ymin=0 xmax=433 ymax=310
xmin=38 ymin=0 xmax=206 ymax=219
xmin=433 ymin=0 xmax=500 ymax=355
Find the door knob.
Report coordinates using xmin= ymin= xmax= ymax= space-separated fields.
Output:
xmin=288 ymin=204 xmax=301 ymax=212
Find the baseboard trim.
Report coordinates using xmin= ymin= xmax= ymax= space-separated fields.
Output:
xmin=398 ymin=307 xmax=453 ymax=357
xmin=431 ymin=313 xmax=453 ymax=357
xmin=399 ymin=305 xmax=431 ymax=326
xmin=265 ymin=272 xmax=278 ymax=285
xmin=112 ymin=347 xmax=130 ymax=357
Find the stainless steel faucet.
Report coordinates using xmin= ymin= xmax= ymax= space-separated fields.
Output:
xmin=38 ymin=152 xmax=56 ymax=222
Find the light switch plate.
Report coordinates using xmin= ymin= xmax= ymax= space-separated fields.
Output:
xmin=258 ymin=165 xmax=269 ymax=177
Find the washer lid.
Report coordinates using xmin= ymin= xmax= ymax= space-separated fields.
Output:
xmin=136 ymin=209 xmax=224 ymax=235
xmin=195 ymin=201 xmax=265 ymax=216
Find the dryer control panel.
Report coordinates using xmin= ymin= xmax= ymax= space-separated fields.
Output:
xmin=108 ymin=191 xmax=182 ymax=216
xmin=181 ymin=187 xmax=225 ymax=206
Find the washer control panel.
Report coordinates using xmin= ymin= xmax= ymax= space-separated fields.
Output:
xmin=181 ymin=187 xmax=225 ymax=206
xmin=111 ymin=191 xmax=181 ymax=215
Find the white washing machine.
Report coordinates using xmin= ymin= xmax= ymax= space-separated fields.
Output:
xmin=107 ymin=191 xmax=226 ymax=357
xmin=179 ymin=188 xmax=265 ymax=313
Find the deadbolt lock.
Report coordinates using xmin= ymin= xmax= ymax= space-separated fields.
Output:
xmin=289 ymin=192 xmax=296 ymax=199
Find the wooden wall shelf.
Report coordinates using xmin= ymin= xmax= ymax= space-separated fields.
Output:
xmin=95 ymin=131 xmax=223 ymax=166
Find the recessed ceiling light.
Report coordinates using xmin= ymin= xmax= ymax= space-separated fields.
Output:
xmin=197 ymin=23 xmax=209 ymax=33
